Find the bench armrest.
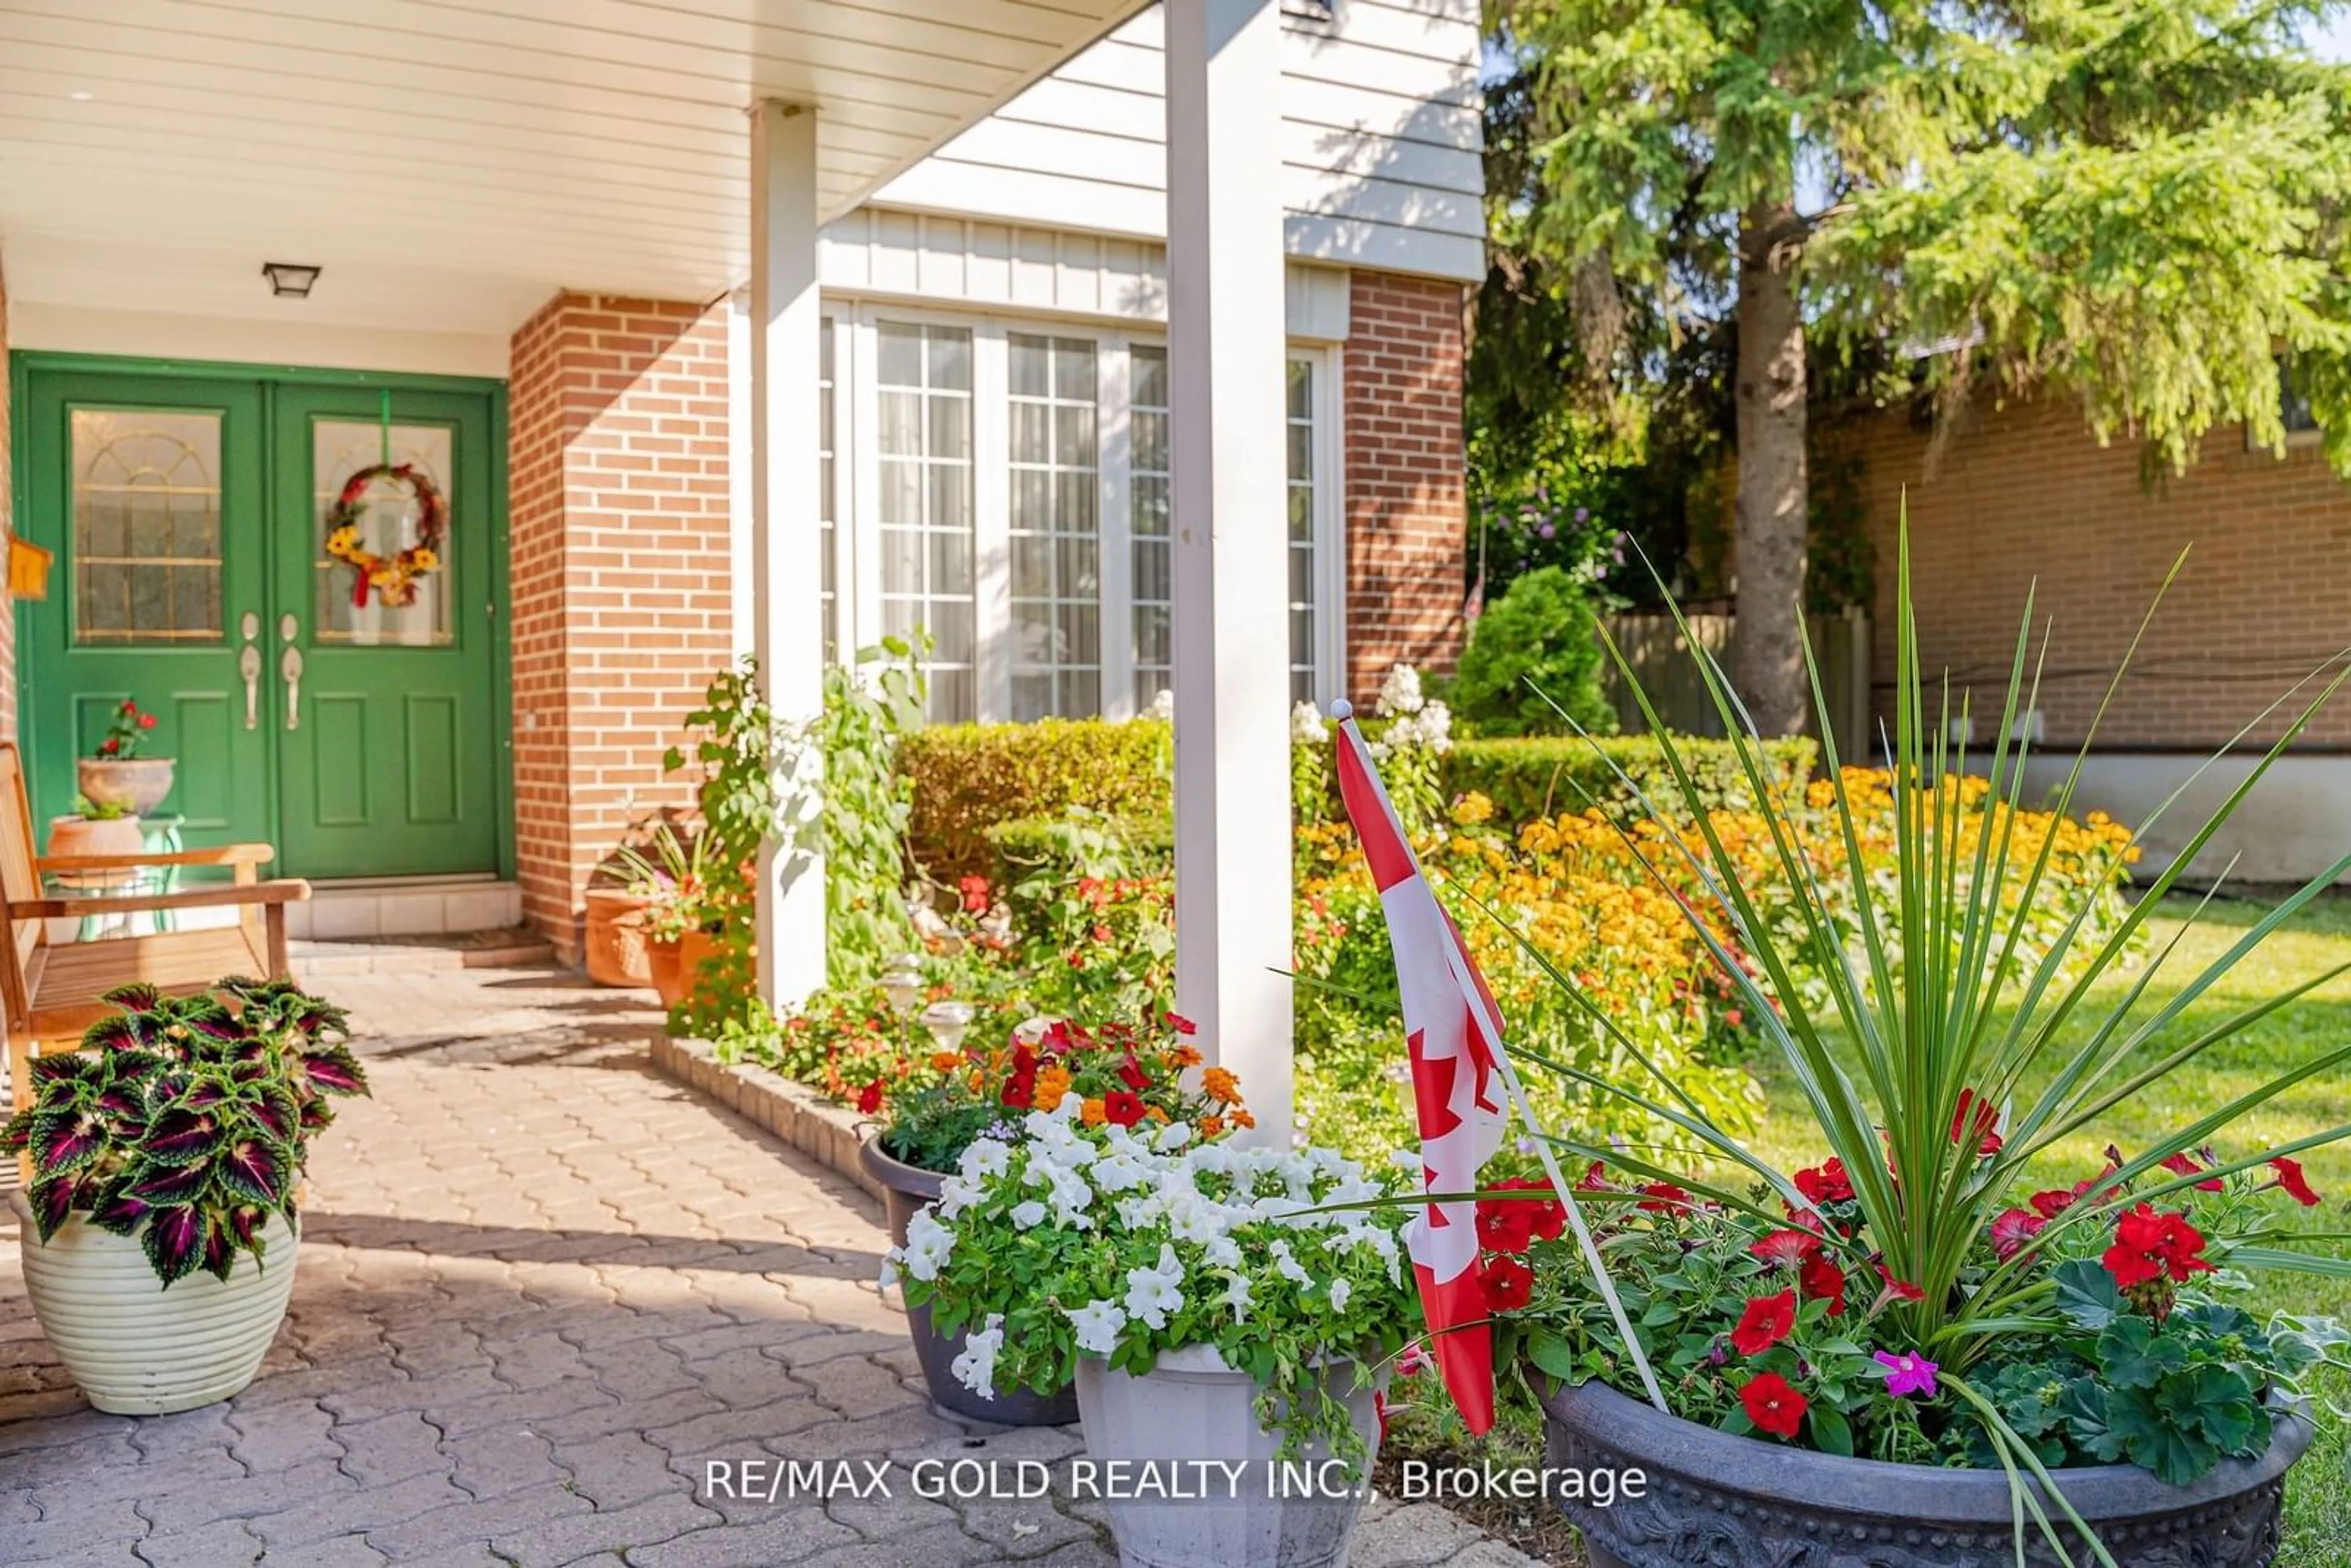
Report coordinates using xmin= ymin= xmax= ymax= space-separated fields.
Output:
xmin=18 ymin=879 xmax=312 ymax=920
xmin=37 ymin=843 xmax=277 ymax=873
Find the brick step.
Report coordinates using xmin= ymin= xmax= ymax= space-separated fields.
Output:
xmin=290 ymin=927 xmax=560 ymax=977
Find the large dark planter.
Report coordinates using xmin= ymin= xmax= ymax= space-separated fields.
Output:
xmin=859 ymin=1135 xmax=1078 ymax=1427
xmin=1542 ymin=1378 xmax=2313 ymax=1568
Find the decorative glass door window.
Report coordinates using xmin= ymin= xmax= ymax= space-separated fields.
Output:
xmin=69 ymin=409 xmax=225 ymax=643
xmin=875 ymin=321 xmax=977 ymax=722
xmin=832 ymin=312 xmax=1336 ymax=721
xmin=1008 ymin=334 xmax=1101 ymax=720
xmin=311 ymin=421 xmax=455 ymax=646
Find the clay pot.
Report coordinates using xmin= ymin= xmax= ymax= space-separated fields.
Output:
xmin=583 ymin=888 xmax=654 ymax=987
xmin=76 ymin=757 xmax=174 ymax=816
xmin=45 ymin=814 xmax=147 ymax=863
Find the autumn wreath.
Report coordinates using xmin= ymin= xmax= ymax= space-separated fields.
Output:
xmin=323 ymin=463 xmax=446 ymax=608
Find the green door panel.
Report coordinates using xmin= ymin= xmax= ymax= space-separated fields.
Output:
xmin=18 ymin=370 xmax=273 ymax=856
xmin=269 ymin=386 xmax=501 ymax=879
xmin=17 ymin=361 xmax=507 ymax=882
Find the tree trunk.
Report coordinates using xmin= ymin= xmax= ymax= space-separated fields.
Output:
xmin=1733 ymin=201 xmax=1812 ymax=738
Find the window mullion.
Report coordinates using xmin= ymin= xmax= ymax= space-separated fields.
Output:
xmin=973 ymin=322 xmax=1012 ymax=725
xmin=1100 ymin=339 xmax=1135 ymax=722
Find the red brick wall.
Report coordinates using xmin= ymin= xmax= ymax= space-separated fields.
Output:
xmin=1 ymin=250 xmax=15 ymax=746
xmin=506 ymin=293 xmax=734 ymax=958
xmin=1856 ymin=396 xmax=2351 ymax=749
xmin=1342 ymin=271 xmax=1469 ymax=702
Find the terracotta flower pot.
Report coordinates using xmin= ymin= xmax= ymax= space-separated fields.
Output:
xmin=6 ymin=1191 xmax=299 ymax=1416
xmin=646 ymin=936 xmax=688 ymax=1007
xmin=76 ymin=756 xmax=174 ymax=816
xmin=45 ymin=814 xmax=148 ymax=863
xmin=583 ymin=887 xmax=654 ymax=988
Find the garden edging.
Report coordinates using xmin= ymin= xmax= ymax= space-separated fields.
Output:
xmin=649 ymin=1035 xmax=883 ymax=1203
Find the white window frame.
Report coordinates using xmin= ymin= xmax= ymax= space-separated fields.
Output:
xmin=825 ymin=299 xmax=1345 ymax=722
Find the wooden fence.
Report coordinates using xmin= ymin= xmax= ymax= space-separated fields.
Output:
xmin=1597 ymin=607 xmax=1874 ymax=762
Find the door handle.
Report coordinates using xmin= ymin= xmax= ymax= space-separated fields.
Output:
xmin=240 ymin=645 xmax=263 ymax=730
xmin=280 ymin=646 xmax=304 ymax=730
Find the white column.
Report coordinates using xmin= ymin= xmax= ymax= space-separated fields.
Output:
xmin=749 ymin=100 xmax=826 ymax=1008
xmin=1165 ymin=0 xmax=1293 ymax=1142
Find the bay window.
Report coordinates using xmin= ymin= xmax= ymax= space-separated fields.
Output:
xmin=831 ymin=308 xmax=1337 ymax=721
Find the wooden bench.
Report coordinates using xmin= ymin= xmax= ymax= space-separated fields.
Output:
xmin=2 ymin=741 xmax=311 ymax=1123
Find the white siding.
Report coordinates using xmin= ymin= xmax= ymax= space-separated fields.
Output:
xmin=819 ymin=208 xmax=1352 ymax=337
xmin=871 ymin=0 xmax=1485 ymax=283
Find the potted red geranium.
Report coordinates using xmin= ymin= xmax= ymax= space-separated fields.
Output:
xmin=76 ymin=697 xmax=173 ymax=816
xmin=1474 ymin=535 xmax=2347 ymax=1566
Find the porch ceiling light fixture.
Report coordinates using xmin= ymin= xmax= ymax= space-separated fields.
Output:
xmin=261 ymin=262 xmax=323 ymax=299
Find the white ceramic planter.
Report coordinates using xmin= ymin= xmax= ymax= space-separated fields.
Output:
xmin=6 ymin=1191 xmax=299 ymax=1414
xmin=1075 ymin=1345 xmax=1384 ymax=1568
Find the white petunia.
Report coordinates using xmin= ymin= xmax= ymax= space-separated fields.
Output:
xmin=1203 ymin=1233 xmax=1243 ymax=1269
xmin=1328 ymin=1277 xmax=1352 ymax=1313
xmin=1066 ymin=1298 xmax=1128 ymax=1357
xmin=877 ymin=1255 xmax=901 ymax=1291
xmin=951 ymin=1313 xmax=1006 ymax=1399
xmin=1123 ymin=1243 xmax=1187 ymax=1331
xmin=1011 ymin=1200 xmax=1048 ymax=1229
xmin=1220 ymin=1270 xmax=1254 ymax=1323
xmin=1155 ymin=1120 xmax=1194 ymax=1153
xmin=1269 ymin=1239 xmax=1313 ymax=1288
xmin=959 ymin=1138 xmax=1011 ymax=1184
xmin=901 ymin=1209 xmax=956 ymax=1283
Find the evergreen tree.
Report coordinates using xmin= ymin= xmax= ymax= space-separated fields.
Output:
xmin=1496 ymin=0 xmax=2351 ymax=733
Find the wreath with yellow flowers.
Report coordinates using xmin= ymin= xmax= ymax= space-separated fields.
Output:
xmin=323 ymin=463 xmax=446 ymax=609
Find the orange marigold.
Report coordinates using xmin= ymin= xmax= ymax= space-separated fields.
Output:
xmin=1198 ymin=1115 xmax=1225 ymax=1138
xmin=1080 ymin=1097 xmax=1108 ymax=1127
xmin=1228 ymin=1108 xmax=1256 ymax=1130
xmin=929 ymin=1051 xmax=961 ymax=1073
xmin=1201 ymin=1066 xmax=1242 ymax=1105
xmin=1035 ymin=1064 xmax=1073 ymax=1112
xmin=1169 ymin=1045 xmax=1203 ymax=1069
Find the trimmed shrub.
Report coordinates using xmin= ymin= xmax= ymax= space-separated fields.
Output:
xmin=899 ymin=717 xmax=1171 ymax=880
xmin=1442 ymin=733 xmax=1817 ymax=823
xmin=1448 ymin=565 xmax=1616 ymax=738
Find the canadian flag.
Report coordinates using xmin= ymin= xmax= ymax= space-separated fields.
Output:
xmin=1330 ymin=703 xmax=1507 ymax=1434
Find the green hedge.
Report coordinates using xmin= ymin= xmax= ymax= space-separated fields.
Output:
xmin=901 ymin=718 xmax=1815 ymax=878
xmin=1441 ymin=734 xmax=1818 ymax=824
xmin=899 ymin=718 xmax=1172 ymax=880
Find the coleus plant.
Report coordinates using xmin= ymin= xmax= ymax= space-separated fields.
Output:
xmin=2 ymin=980 xmax=369 ymax=1286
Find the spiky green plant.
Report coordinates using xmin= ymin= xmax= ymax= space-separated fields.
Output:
xmin=1503 ymin=522 xmax=2351 ymax=1559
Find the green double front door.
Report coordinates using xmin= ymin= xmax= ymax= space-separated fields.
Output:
xmin=16 ymin=361 xmax=508 ymax=880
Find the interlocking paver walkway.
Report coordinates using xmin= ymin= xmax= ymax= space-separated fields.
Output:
xmin=2 ymin=961 xmax=1538 ymax=1566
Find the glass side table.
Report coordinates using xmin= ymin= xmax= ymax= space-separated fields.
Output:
xmin=45 ymin=814 xmax=186 ymax=940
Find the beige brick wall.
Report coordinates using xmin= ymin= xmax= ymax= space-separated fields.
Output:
xmin=1857 ymin=396 xmax=2351 ymax=751
xmin=1343 ymin=271 xmax=1469 ymax=702
xmin=507 ymin=293 xmax=735 ymax=958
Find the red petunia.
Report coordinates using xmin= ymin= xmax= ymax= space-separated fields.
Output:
xmin=2102 ymin=1204 xmax=2214 ymax=1289
xmin=1164 ymin=1011 xmax=1198 ymax=1036
xmin=1636 ymin=1182 xmax=1695 ymax=1214
xmin=1476 ymin=1199 xmax=1536 ymax=1256
xmin=1117 ymin=1054 xmax=1150 ymax=1092
xmin=1575 ymin=1161 xmax=1610 ymax=1191
xmin=1793 ymin=1158 xmax=1855 ymax=1206
xmin=1730 ymin=1290 xmax=1796 ymax=1355
xmin=1000 ymin=1070 xmax=1036 ymax=1109
xmin=1951 ymin=1087 xmax=2003 ymax=1155
xmin=1801 ymin=1253 xmax=1849 ymax=1316
xmin=1739 ymin=1372 xmax=1809 ymax=1440
xmin=2160 ymin=1152 xmax=2224 ymax=1193
xmin=857 ymin=1081 xmax=884 ymax=1115
xmin=98 ymin=737 xmax=121 ymax=756
xmin=1990 ymin=1208 xmax=2047 ymax=1262
xmin=1103 ymin=1090 xmax=1146 ymax=1128
xmin=2271 ymin=1156 xmax=2322 ymax=1207
xmin=1869 ymin=1262 xmax=1923 ymax=1304
xmin=1747 ymin=1229 xmax=1821 ymax=1269
xmin=137 ymin=713 xmax=158 ymax=730
xmin=1479 ymin=1255 xmax=1534 ymax=1311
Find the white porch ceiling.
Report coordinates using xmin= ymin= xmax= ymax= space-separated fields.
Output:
xmin=0 ymin=0 xmax=1150 ymax=343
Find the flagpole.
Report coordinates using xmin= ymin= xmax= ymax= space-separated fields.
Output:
xmin=1330 ymin=703 xmax=1668 ymax=1415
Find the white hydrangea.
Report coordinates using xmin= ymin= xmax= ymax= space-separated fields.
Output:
xmin=1123 ymin=1243 xmax=1187 ymax=1330
xmin=1289 ymin=700 xmax=1328 ymax=746
xmin=1067 ymin=1299 xmax=1128 ymax=1357
xmin=952 ymin=1313 xmax=1006 ymax=1398
xmin=1378 ymin=662 xmax=1425 ymax=716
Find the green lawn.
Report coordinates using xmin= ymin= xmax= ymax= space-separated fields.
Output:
xmin=1735 ymin=893 xmax=2351 ymax=1567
